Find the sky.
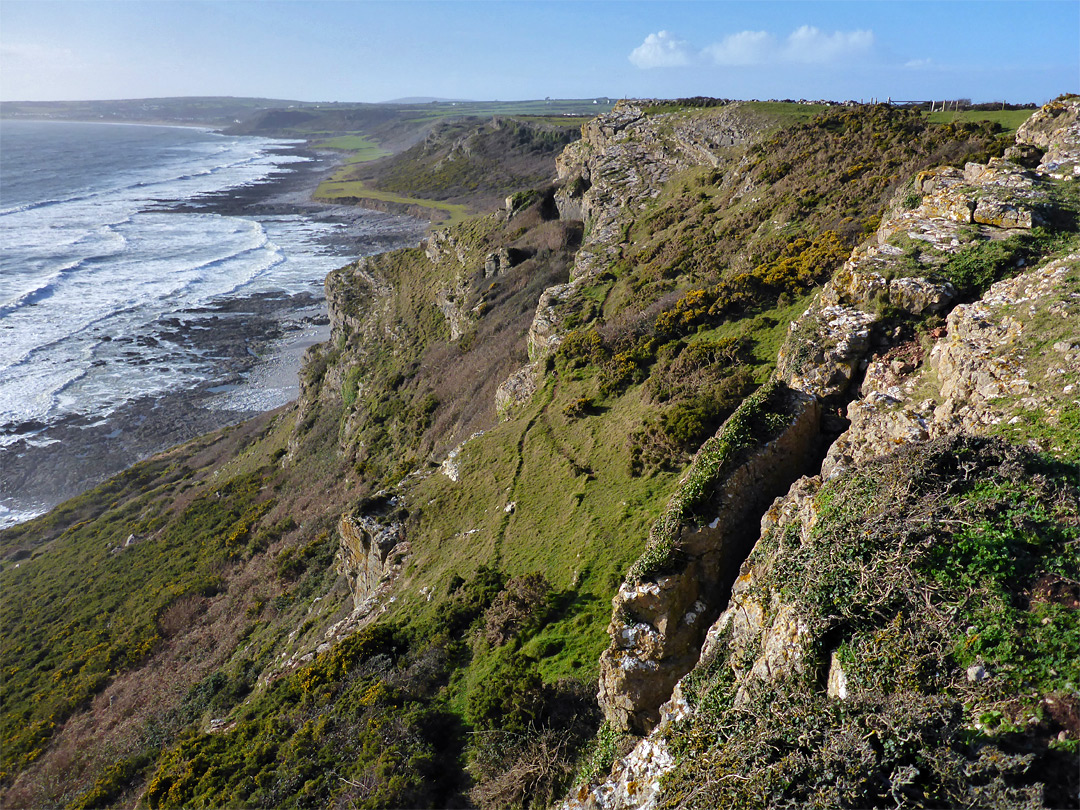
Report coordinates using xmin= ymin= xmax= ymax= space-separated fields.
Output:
xmin=1 ymin=0 xmax=1077 ymax=104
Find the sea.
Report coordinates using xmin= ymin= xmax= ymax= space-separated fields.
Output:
xmin=0 ymin=120 xmax=419 ymax=528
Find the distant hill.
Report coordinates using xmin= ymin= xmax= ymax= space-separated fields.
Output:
xmin=0 ymin=96 xmax=318 ymax=126
xmin=382 ymin=96 xmax=474 ymax=104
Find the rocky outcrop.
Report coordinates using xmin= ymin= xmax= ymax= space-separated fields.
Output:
xmin=592 ymin=121 xmax=1068 ymax=736
xmin=823 ymin=252 xmax=1080 ymax=479
xmin=570 ymin=98 xmax=1080 ymax=810
xmin=568 ymin=473 xmax=823 ymax=810
xmin=775 ymin=118 xmax=1070 ymax=404
xmin=500 ymin=102 xmax=772 ymax=411
xmin=324 ymin=256 xmax=393 ymax=340
xmin=1015 ymin=95 xmax=1080 ymax=180
xmin=597 ymin=384 xmax=820 ymax=734
xmin=336 ymin=510 xmax=408 ymax=608
xmin=426 ymin=230 xmax=477 ymax=341
xmin=494 ymin=362 xmax=541 ymax=419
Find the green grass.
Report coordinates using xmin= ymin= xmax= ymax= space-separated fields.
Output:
xmin=314 ymin=177 xmax=471 ymax=224
xmin=742 ymin=100 xmax=832 ymax=124
xmin=396 ymin=374 xmax=681 ymax=680
xmin=926 ymin=108 xmax=1035 ymax=136
xmin=312 ymin=134 xmax=390 ymax=163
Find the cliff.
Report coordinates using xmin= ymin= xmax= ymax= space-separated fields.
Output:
xmin=2 ymin=98 xmax=1076 ymax=810
xmin=569 ymin=96 xmax=1080 ymax=810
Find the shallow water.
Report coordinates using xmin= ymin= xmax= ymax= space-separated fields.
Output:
xmin=0 ymin=121 xmax=345 ymax=437
xmin=0 ymin=120 xmax=421 ymax=527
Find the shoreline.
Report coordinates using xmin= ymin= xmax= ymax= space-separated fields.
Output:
xmin=1 ymin=140 xmax=426 ymax=529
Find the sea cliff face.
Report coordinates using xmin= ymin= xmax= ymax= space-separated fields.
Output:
xmin=567 ymin=96 xmax=1080 ymax=810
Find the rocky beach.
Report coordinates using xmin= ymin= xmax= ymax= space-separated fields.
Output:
xmin=0 ymin=139 xmax=427 ymax=527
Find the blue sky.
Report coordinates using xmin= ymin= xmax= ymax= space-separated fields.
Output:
xmin=1 ymin=1 xmax=1076 ymax=103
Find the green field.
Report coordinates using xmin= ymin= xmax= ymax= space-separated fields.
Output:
xmin=927 ymin=108 xmax=1035 ymax=135
xmin=312 ymin=134 xmax=390 ymax=163
xmin=314 ymin=177 xmax=471 ymax=224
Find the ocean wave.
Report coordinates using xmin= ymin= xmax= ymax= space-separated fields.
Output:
xmin=0 ymin=503 xmax=47 ymax=531
xmin=0 ymin=123 xmax=348 ymax=446
xmin=162 ymin=235 xmax=287 ymax=304
xmin=0 ymin=192 xmax=97 ymax=218
xmin=0 ymin=260 xmax=81 ymax=316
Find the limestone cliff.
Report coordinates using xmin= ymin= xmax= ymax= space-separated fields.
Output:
xmin=497 ymin=101 xmax=774 ymax=417
xmin=569 ymin=96 xmax=1080 ymax=810
xmin=7 ymin=99 xmax=1075 ymax=810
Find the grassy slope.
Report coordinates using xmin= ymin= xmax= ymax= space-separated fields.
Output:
xmin=314 ymin=177 xmax=472 ymax=224
xmin=0 ymin=101 xmax=1057 ymax=809
xmin=311 ymin=134 xmax=391 ymax=163
xmin=314 ymin=115 xmax=583 ymax=221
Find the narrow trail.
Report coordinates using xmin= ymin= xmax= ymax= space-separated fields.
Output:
xmin=491 ymin=381 xmax=556 ymax=566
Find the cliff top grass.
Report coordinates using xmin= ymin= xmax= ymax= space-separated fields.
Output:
xmin=311 ymin=133 xmax=390 ymax=163
xmin=926 ymin=107 xmax=1036 ymax=136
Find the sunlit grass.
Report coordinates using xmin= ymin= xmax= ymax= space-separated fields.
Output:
xmin=312 ymin=134 xmax=389 ymax=163
xmin=314 ymin=176 xmax=471 ymax=224
xmin=926 ymin=108 xmax=1035 ymax=136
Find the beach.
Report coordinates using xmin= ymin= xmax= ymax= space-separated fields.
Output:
xmin=0 ymin=134 xmax=426 ymax=527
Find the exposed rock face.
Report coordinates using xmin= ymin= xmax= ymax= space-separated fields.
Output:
xmin=569 ymin=99 xmax=1080 ymax=810
xmin=494 ymin=361 xmax=541 ymax=419
xmin=823 ymin=252 xmax=1080 ymax=479
xmin=527 ymin=281 xmax=586 ymax=360
xmin=324 ymin=256 xmax=393 ymax=341
xmin=1015 ymin=95 xmax=1080 ymax=180
xmin=483 ymin=246 xmax=522 ymax=279
xmin=500 ymin=101 xmax=771 ymax=409
xmin=776 ymin=122 xmax=1068 ymax=404
xmin=290 ymin=257 xmax=394 ymax=459
xmin=597 ymin=387 xmax=820 ymax=734
xmin=336 ymin=511 xmax=408 ymax=608
xmin=427 ymin=230 xmax=477 ymax=341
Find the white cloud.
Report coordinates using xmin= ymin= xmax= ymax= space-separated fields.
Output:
xmin=702 ymin=26 xmax=876 ymax=67
xmin=784 ymin=26 xmax=874 ymax=64
xmin=0 ymin=42 xmax=77 ymax=65
xmin=905 ymin=57 xmax=934 ymax=69
xmin=704 ymin=31 xmax=777 ymax=66
xmin=629 ymin=31 xmax=692 ymax=69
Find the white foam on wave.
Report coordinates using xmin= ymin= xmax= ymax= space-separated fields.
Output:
xmin=0 ymin=124 xmax=343 ymax=437
xmin=0 ymin=503 xmax=47 ymax=531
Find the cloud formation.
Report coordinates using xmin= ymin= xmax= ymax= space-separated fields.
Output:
xmin=704 ymin=30 xmax=776 ymax=66
xmin=628 ymin=31 xmax=692 ymax=68
xmin=633 ymin=26 xmax=877 ymax=69
xmin=784 ymin=26 xmax=874 ymax=64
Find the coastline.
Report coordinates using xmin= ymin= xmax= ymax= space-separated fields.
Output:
xmin=0 ymin=141 xmax=426 ymax=528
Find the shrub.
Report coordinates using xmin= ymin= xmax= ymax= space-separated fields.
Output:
xmin=482 ymin=574 xmax=553 ymax=646
xmin=631 ymin=369 xmax=755 ymax=475
xmin=466 ymin=649 xmax=546 ymax=734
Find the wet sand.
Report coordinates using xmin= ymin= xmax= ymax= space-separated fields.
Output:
xmin=0 ymin=144 xmax=426 ymax=529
